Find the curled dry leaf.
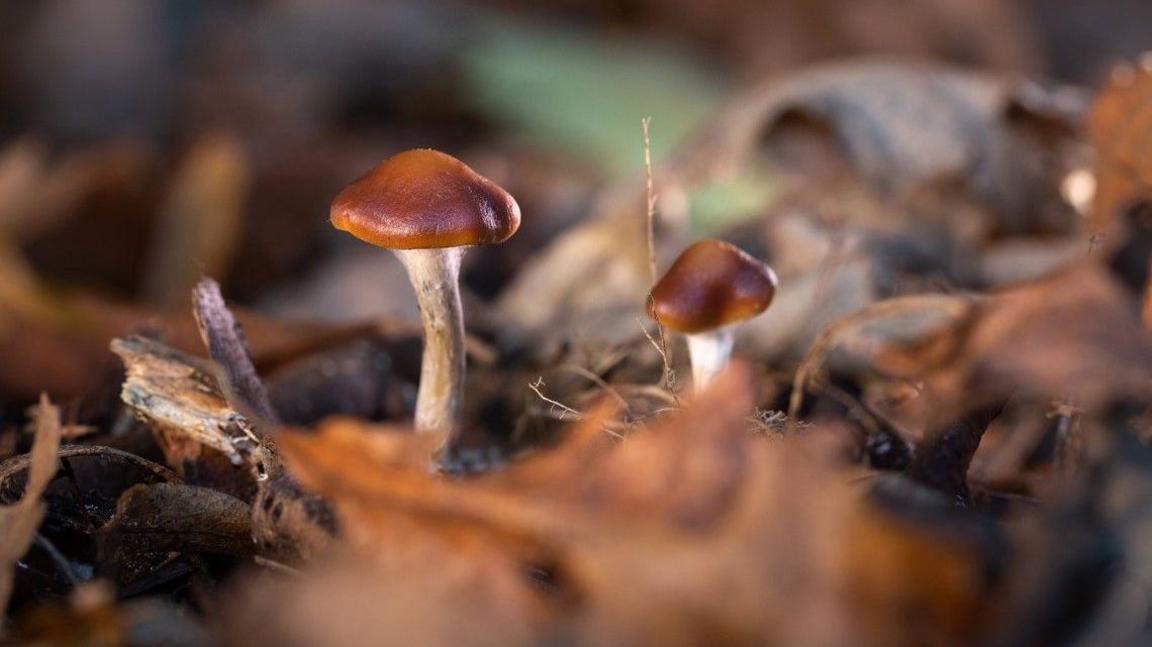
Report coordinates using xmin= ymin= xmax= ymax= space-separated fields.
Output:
xmin=100 ymin=483 xmax=253 ymax=562
xmin=0 ymin=395 xmax=61 ymax=620
xmin=249 ymin=366 xmax=1000 ymax=646
xmin=874 ymin=264 xmax=1152 ymax=421
xmin=1 ymin=445 xmax=181 ymax=598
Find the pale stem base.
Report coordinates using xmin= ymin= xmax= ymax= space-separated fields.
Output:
xmin=393 ymin=247 xmax=466 ymax=450
xmin=686 ymin=328 xmax=735 ymax=394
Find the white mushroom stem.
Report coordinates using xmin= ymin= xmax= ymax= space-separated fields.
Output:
xmin=685 ymin=327 xmax=735 ymax=394
xmin=393 ymin=247 xmax=467 ymax=448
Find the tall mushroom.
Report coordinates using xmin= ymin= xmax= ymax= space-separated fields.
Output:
xmin=330 ymin=149 xmax=520 ymax=450
xmin=647 ymin=239 xmax=777 ymax=393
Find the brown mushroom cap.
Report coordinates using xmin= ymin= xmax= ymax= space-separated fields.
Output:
xmin=330 ymin=149 xmax=520 ymax=250
xmin=647 ymin=239 xmax=777 ymax=333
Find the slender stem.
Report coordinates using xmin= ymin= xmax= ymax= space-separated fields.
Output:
xmin=685 ymin=328 xmax=734 ymax=394
xmin=393 ymin=247 xmax=466 ymax=449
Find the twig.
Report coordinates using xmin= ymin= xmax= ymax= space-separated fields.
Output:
xmin=638 ymin=318 xmax=680 ymax=403
xmin=642 ymin=117 xmax=658 ymax=286
xmin=528 ymin=378 xmax=583 ymax=421
xmin=192 ymin=278 xmax=281 ymax=427
xmin=641 ymin=118 xmax=677 ymax=395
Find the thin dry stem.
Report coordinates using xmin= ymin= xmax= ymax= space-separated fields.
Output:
xmin=641 ymin=118 xmax=677 ymax=394
xmin=528 ymin=377 xmax=583 ymax=422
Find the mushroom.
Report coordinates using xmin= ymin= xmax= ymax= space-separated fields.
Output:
xmin=330 ymin=149 xmax=520 ymax=449
xmin=647 ymin=239 xmax=777 ymax=393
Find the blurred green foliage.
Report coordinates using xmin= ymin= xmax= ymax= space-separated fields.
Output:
xmin=461 ymin=17 xmax=778 ymax=232
xmin=461 ymin=18 xmax=727 ymax=175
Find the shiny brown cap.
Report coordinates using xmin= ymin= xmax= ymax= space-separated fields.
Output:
xmin=647 ymin=239 xmax=777 ymax=333
xmin=330 ymin=149 xmax=520 ymax=250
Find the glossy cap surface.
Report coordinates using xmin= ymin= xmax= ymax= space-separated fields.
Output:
xmin=330 ymin=149 xmax=520 ymax=249
xmin=647 ymin=239 xmax=777 ymax=333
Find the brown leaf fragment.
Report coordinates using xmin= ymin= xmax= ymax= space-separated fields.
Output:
xmin=872 ymin=265 xmax=1152 ymax=420
xmin=144 ymin=134 xmax=249 ymax=310
xmin=100 ymin=483 xmax=254 ymax=561
xmin=0 ymin=395 xmax=62 ymax=620
xmin=1089 ymin=60 xmax=1152 ymax=248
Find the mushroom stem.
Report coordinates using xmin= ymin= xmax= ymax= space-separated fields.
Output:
xmin=685 ymin=327 xmax=735 ymax=394
xmin=393 ymin=247 xmax=467 ymax=447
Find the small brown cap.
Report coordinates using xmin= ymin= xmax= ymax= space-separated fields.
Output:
xmin=647 ymin=239 xmax=777 ymax=333
xmin=330 ymin=149 xmax=520 ymax=250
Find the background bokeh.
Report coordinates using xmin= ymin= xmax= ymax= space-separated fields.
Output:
xmin=1 ymin=0 xmax=1149 ymax=318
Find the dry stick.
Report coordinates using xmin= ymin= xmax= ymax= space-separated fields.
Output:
xmin=192 ymin=278 xmax=280 ymax=427
xmin=641 ymin=118 xmax=677 ymax=397
xmin=642 ymin=117 xmax=658 ymax=286
xmin=527 ymin=378 xmax=583 ymax=422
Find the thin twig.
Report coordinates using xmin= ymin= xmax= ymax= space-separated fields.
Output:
xmin=642 ymin=117 xmax=658 ymax=287
xmin=638 ymin=318 xmax=680 ymax=403
xmin=528 ymin=378 xmax=583 ymax=421
xmin=641 ymin=118 xmax=677 ymax=395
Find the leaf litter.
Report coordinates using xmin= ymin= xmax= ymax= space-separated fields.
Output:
xmin=2 ymin=29 xmax=1152 ymax=647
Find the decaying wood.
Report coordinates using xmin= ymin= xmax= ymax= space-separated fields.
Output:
xmin=111 ymin=335 xmax=267 ymax=470
xmin=111 ymin=333 xmax=333 ymax=560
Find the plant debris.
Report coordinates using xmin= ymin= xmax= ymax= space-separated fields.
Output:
xmin=3 ymin=4 xmax=1152 ymax=645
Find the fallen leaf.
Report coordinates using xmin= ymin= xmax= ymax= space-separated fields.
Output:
xmin=251 ymin=366 xmax=1001 ymax=645
xmin=100 ymin=483 xmax=253 ymax=561
xmin=1089 ymin=59 xmax=1152 ymax=249
xmin=0 ymin=395 xmax=62 ymax=619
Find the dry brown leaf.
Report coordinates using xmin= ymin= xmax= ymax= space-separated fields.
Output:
xmin=100 ymin=483 xmax=253 ymax=560
xmin=0 ymin=288 xmax=373 ymax=401
xmin=1089 ymin=59 xmax=1152 ymax=248
xmin=143 ymin=133 xmax=250 ymax=310
xmin=876 ymin=264 xmax=1152 ymax=421
xmin=256 ymin=366 xmax=999 ymax=646
xmin=0 ymin=394 xmax=62 ymax=619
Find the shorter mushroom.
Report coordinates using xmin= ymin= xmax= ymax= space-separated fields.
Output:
xmin=647 ymin=239 xmax=777 ymax=393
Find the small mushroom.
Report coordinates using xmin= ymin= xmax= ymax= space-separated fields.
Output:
xmin=647 ymin=239 xmax=777 ymax=392
xmin=330 ymin=149 xmax=520 ymax=450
